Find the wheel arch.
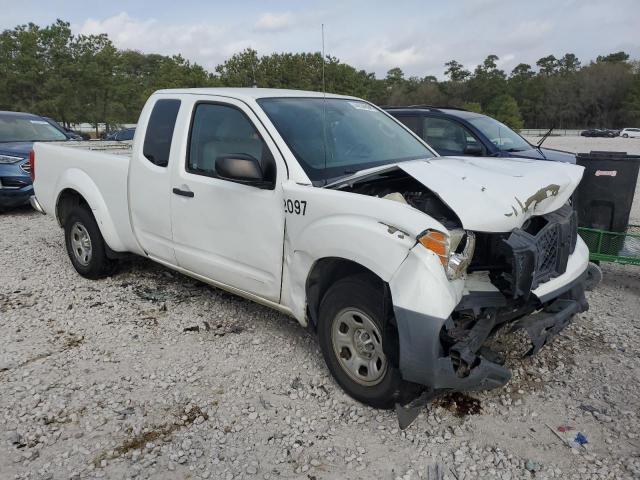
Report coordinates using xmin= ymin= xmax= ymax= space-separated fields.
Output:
xmin=305 ymin=257 xmax=389 ymax=329
xmin=53 ymin=168 xmax=127 ymax=252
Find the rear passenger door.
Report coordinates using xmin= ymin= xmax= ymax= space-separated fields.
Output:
xmin=129 ymin=97 xmax=182 ymax=264
xmin=169 ymin=98 xmax=285 ymax=302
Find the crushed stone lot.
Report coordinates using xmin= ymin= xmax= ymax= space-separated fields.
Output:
xmin=2 ymin=137 xmax=640 ymax=480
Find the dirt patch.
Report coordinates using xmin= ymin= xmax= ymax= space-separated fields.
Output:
xmin=92 ymin=405 xmax=210 ymax=467
xmin=435 ymin=392 xmax=482 ymax=417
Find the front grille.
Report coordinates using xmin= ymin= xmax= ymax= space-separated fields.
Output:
xmin=501 ymin=204 xmax=577 ymax=298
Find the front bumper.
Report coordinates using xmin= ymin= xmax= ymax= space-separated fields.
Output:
xmin=393 ymin=241 xmax=589 ymax=392
xmin=0 ymin=183 xmax=33 ymax=208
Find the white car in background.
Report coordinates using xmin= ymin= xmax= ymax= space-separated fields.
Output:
xmin=620 ymin=128 xmax=640 ymax=138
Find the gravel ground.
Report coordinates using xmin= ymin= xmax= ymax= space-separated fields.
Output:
xmin=2 ymin=137 xmax=640 ymax=480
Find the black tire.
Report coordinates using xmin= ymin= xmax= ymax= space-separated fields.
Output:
xmin=64 ymin=206 xmax=116 ymax=279
xmin=317 ymin=274 xmax=411 ymax=409
xmin=623 ymin=134 xmax=629 ymax=138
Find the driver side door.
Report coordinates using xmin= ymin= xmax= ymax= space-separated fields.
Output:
xmin=170 ymin=98 xmax=285 ymax=301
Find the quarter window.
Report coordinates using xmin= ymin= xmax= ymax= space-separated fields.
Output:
xmin=187 ymin=103 xmax=275 ymax=182
xmin=143 ymin=99 xmax=181 ymax=167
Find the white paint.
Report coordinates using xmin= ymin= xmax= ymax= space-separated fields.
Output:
xmin=33 ymin=88 xmax=587 ymax=327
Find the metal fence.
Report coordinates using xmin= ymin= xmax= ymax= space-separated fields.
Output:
xmin=519 ymin=129 xmax=584 ymax=137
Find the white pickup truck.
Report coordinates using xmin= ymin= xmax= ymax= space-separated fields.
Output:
xmin=31 ymin=88 xmax=589 ymax=410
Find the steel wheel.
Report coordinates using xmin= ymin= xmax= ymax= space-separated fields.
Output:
xmin=331 ymin=308 xmax=387 ymax=386
xmin=70 ymin=222 xmax=93 ymax=266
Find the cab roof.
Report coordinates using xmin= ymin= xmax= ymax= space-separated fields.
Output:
xmin=154 ymin=87 xmax=356 ymax=102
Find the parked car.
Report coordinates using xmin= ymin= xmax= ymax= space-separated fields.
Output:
xmin=580 ymin=128 xmax=618 ymax=138
xmin=0 ymin=111 xmax=71 ymax=210
xmin=619 ymin=128 xmax=640 ymax=138
xmin=386 ymin=106 xmax=576 ymax=162
xmin=43 ymin=117 xmax=84 ymax=141
xmin=31 ymin=88 xmax=589 ymax=410
xmin=105 ymin=127 xmax=135 ymax=141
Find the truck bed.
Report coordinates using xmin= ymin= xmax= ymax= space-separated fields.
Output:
xmin=32 ymin=141 xmax=141 ymax=254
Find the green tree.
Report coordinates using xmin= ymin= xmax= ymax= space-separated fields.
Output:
xmin=486 ymin=94 xmax=523 ymax=130
xmin=596 ymin=51 xmax=629 ymax=63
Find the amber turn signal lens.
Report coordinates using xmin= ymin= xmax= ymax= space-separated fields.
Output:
xmin=418 ymin=230 xmax=449 ymax=265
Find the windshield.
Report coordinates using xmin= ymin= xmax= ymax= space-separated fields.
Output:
xmin=258 ymin=98 xmax=435 ymax=181
xmin=468 ymin=116 xmax=531 ymax=152
xmin=0 ymin=115 xmax=68 ymax=142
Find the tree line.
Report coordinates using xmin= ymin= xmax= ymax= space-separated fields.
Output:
xmin=1 ymin=20 xmax=639 ymax=133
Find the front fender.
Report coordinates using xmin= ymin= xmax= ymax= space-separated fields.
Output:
xmin=283 ymin=214 xmax=416 ymax=322
xmin=55 ymin=168 xmax=126 ymax=252
xmin=389 ymin=243 xmax=465 ymax=319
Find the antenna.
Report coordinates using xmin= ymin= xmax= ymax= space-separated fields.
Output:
xmin=321 ymin=23 xmax=328 ymax=182
xmin=251 ymin=54 xmax=257 ymax=88
xmin=321 ymin=24 xmax=326 ymax=95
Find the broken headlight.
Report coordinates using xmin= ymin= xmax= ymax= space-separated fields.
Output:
xmin=418 ymin=229 xmax=475 ymax=280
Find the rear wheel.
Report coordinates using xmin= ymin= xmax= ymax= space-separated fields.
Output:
xmin=317 ymin=274 xmax=411 ymax=408
xmin=64 ymin=206 xmax=116 ymax=279
xmin=623 ymin=134 xmax=629 ymax=138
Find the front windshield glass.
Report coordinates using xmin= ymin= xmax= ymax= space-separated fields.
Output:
xmin=468 ymin=116 xmax=531 ymax=152
xmin=0 ymin=116 xmax=68 ymax=142
xmin=258 ymin=98 xmax=435 ymax=181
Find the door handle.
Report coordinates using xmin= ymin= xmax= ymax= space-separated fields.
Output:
xmin=172 ymin=187 xmax=194 ymax=198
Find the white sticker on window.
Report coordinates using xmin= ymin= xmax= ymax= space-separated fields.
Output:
xmin=348 ymin=101 xmax=376 ymax=112
xmin=29 ymin=120 xmax=49 ymax=125
xmin=595 ymin=170 xmax=617 ymax=177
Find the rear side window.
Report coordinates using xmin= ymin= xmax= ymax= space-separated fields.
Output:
xmin=143 ymin=99 xmax=181 ymax=167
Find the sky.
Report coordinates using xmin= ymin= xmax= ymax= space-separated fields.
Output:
xmin=1 ymin=0 xmax=639 ymax=78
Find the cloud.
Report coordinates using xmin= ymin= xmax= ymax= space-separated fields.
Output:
xmin=254 ymin=12 xmax=295 ymax=33
xmin=77 ymin=12 xmax=234 ymax=69
xmin=368 ymin=45 xmax=425 ymax=71
xmin=68 ymin=1 xmax=640 ymax=80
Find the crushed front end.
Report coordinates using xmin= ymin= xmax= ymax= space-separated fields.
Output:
xmin=391 ymin=203 xmax=589 ymax=393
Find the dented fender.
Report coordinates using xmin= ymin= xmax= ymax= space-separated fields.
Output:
xmin=280 ymin=181 xmax=447 ymax=324
xmin=389 ymin=243 xmax=465 ymax=319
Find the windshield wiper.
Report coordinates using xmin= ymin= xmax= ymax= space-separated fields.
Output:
xmin=503 ymin=148 xmax=527 ymax=152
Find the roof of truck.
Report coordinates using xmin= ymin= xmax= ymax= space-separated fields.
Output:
xmin=154 ymin=87 xmax=356 ymax=101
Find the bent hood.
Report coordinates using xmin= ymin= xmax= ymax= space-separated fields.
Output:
xmin=331 ymin=156 xmax=584 ymax=232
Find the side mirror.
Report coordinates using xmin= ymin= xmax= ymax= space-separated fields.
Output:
xmin=464 ymin=144 xmax=483 ymax=156
xmin=215 ymin=154 xmax=271 ymax=188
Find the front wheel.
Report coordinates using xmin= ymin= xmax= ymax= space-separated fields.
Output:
xmin=64 ymin=206 xmax=116 ymax=279
xmin=317 ymin=274 xmax=411 ymax=408
xmin=623 ymin=134 xmax=629 ymax=138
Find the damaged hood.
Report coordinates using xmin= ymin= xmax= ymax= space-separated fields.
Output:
xmin=333 ymin=157 xmax=584 ymax=232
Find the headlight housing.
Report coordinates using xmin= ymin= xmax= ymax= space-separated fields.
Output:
xmin=418 ymin=228 xmax=475 ymax=280
xmin=0 ymin=154 xmax=24 ymax=164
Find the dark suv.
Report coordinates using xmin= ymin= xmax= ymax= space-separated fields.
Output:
xmin=385 ymin=106 xmax=575 ymax=163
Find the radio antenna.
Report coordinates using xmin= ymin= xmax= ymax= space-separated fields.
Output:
xmin=321 ymin=23 xmax=326 ymax=95
xmin=321 ymin=24 xmax=329 ymax=180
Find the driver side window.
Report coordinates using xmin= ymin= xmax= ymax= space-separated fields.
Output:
xmin=187 ymin=103 xmax=275 ymax=182
xmin=422 ymin=117 xmax=482 ymax=155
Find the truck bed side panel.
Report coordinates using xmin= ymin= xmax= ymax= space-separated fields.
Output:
xmin=33 ymin=142 xmax=142 ymax=254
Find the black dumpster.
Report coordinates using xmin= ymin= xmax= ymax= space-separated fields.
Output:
xmin=574 ymin=151 xmax=640 ymax=255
